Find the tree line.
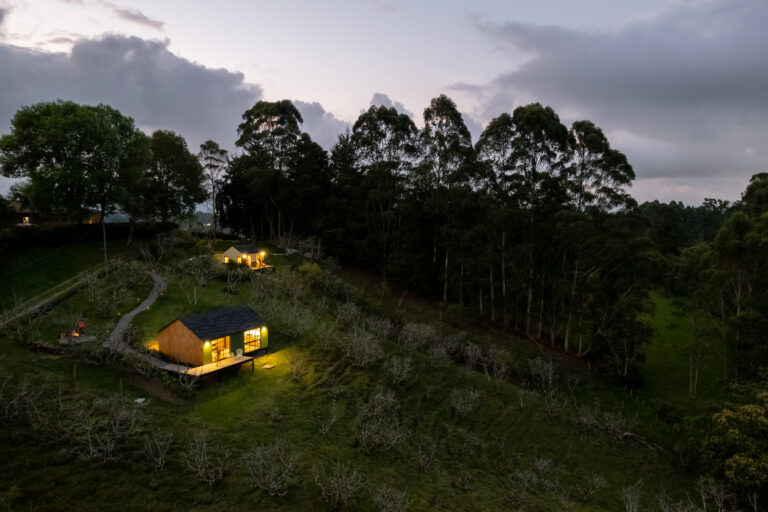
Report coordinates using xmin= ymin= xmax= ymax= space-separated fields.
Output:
xmin=1 ymin=97 xmax=766 ymax=385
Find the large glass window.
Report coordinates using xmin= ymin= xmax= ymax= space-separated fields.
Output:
xmin=244 ymin=328 xmax=261 ymax=352
xmin=210 ymin=336 xmax=230 ymax=362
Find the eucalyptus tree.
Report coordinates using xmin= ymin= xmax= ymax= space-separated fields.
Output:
xmin=504 ymin=103 xmax=569 ymax=334
xmin=198 ymin=140 xmax=228 ymax=238
xmin=236 ymin=100 xmax=303 ymax=172
xmin=558 ymin=121 xmax=635 ymax=351
xmin=567 ymin=120 xmax=635 ymax=212
xmin=350 ymin=105 xmax=418 ymax=277
xmin=231 ymin=100 xmax=305 ymax=240
xmin=476 ymin=113 xmax=517 ymax=323
xmin=0 ymin=100 xmax=151 ymax=266
xmin=416 ymin=95 xmax=475 ymax=302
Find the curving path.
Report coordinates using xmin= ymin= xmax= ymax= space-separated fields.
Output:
xmin=104 ymin=272 xmax=193 ymax=374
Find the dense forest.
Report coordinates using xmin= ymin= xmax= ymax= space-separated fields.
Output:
xmin=2 ymin=97 xmax=768 ymax=507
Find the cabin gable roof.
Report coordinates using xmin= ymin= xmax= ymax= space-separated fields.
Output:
xmin=175 ymin=305 xmax=265 ymax=341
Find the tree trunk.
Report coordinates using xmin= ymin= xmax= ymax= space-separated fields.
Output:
xmin=501 ymin=231 xmax=507 ymax=325
xmin=526 ymin=267 xmax=534 ymax=337
xmin=443 ymin=249 xmax=449 ymax=303
xmin=537 ymin=298 xmax=544 ymax=339
xmin=101 ymin=207 xmax=108 ymax=268
xmin=126 ymin=217 xmax=135 ymax=247
xmin=489 ymin=255 xmax=495 ymax=322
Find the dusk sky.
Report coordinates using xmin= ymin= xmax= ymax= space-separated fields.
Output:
xmin=1 ymin=0 xmax=766 ymax=204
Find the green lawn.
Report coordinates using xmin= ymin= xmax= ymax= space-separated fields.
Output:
xmin=0 ymin=248 xmax=703 ymax=511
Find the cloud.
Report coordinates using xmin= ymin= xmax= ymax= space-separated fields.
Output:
xmin=369 ymin=92 xmax=414 ymax=119
xmin=471 ymin=0 xmax=768 ymax=203
xmin=0 ymin=34 xmax=262 ymax=194
xmin=293 ymin=100 xmax=350 ymax=149
xmin=107 ymin=4 xmax=164 ymax=31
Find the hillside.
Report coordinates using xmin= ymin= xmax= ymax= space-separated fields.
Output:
xmin=0 ymin=239 xmax=705 ymax=511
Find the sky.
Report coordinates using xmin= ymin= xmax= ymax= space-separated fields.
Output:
xmin=0 ymin=0 xmax=765 ymax=204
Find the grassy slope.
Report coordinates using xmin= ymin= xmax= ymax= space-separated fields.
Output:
xmin=638 ymin=289 xmax=726 ymax=416
xmin=0 ymin=252 xmax=700 ymax=511
xmin=0 ymin=238 xmax=145 ymax=309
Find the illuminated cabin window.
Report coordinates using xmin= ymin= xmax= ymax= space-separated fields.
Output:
xmin=210 ymin=336 xmax=230 ymax=362
xmin=224 ymin=256 xmax=229 ymax=263
xmin=237 ymin=257 xmax=242 ymax=264
xmin=22 ymin=216 xmax=30 ymax=225
xmin=244 ymin=328 xmax=261 ymax=352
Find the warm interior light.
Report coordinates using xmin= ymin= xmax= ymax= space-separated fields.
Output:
xmin=224 ymin=256 xmax=229 ymax=263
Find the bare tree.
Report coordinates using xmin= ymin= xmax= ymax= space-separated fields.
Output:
xmin=313 ymin=462 xmax=364 ymax=510
xmin=365 ymin=316 xmax=393 ymax=339
xmin=579 ymin=474 xmax=607 ymax=501
xmin=317 ymin=401 xmax=337 ymax=436
xmin=416 ymin=434 xmax=436 ymax=471
xmin=177 ymin=370 xmax=200 ymax=398
xmin=71 ymin=396 xmax=144 ymax=463
xmin=179 ymin=279 xmax=199 ymax=305
xmin=336 ymin=302 xmax=362 ymax=328
xmin=372 ymin=484 xmax=411 ymax=512
xmin=356 ymin=389 xmax=405 ymax=453
xmin=385 ymin=356 xmax=411 ymax=385
xmin=225 ymin=268 xmax=248 ymax=296
xmin=621 ymin=483 xmax=641 ymax=512
xmin=527 ymin=358 xmax=556 ymax=397
xmin=289 ymin=350 xmax=307 ymax=383
xmin=183 ymin=430 xmax=231 ymax=487
xmin=85 ymin=274 xmax=123 ymax=318
xmin=398 ymin=323 xmax=435 ymax=352
xmin=463 ymin=342 xmax=482 ymax=371
xmin=341 ymin=329 xmax=383 ymax=368
xmin=697 ymin=476 xmax=734 ymax=512
xmin=143 ymin=430 xmax=173 ymax=470
xmin=450 ymin=388 xmax=480 ymax=418
xmin=241 ymin=439 xmax=297 ymax=497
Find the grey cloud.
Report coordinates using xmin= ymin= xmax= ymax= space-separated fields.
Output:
xmin=293 ymin=100 xmax=350 ymax=150
xmin=473 ymin=0 xmax=768 ymax=202
xmin=369 ymin=92 xmax=414 ymax=118
xmin=0 ymin=34 xmax=262 ymax=193
xmin=109 ymin=5 xmax=164 ymax=31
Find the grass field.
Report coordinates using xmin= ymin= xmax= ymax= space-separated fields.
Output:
xmin=638 ymin=289 xmax=726 ymax=417
xmin=0 ymin=237 xmax=147 ymax=310
xmin=0 ymin=245 xmax=705 ymax=511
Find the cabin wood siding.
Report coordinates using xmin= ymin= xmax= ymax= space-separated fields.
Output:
xmin=158 ymin=320 xmax=204 ymax=366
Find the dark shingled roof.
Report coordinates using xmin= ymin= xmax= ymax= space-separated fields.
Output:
xmin=178 ymin=305 xmax=265 ymax=341
xmin=234 ymin=244 xmax=259 ymax=254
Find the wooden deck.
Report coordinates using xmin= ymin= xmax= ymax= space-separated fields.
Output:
xmin=176 ymin=354 xmax=255 ymax=376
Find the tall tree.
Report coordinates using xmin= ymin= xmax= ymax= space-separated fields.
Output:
xmin=416 ymin=95 xmax=474 ymax=302
xmin=350 ymin=105 xmax=418 ymax=277
xmin=198 ymin=140 xmax=228 ymax=238
xmin=144 ymin=130 xmax=207 ymax=223
xmin=231 ymin=100 xmax=305 ymax=240
xmin=567 ymin=120 xmax=635 ymax=212
xmin=0 ymin=100 xmax=151 ymax=266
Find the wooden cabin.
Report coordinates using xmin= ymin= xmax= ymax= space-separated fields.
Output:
xmin=221 ymin=244 xmax=270 ymax=269
xmin=157 ymin=305 xmax=268 ymax=366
